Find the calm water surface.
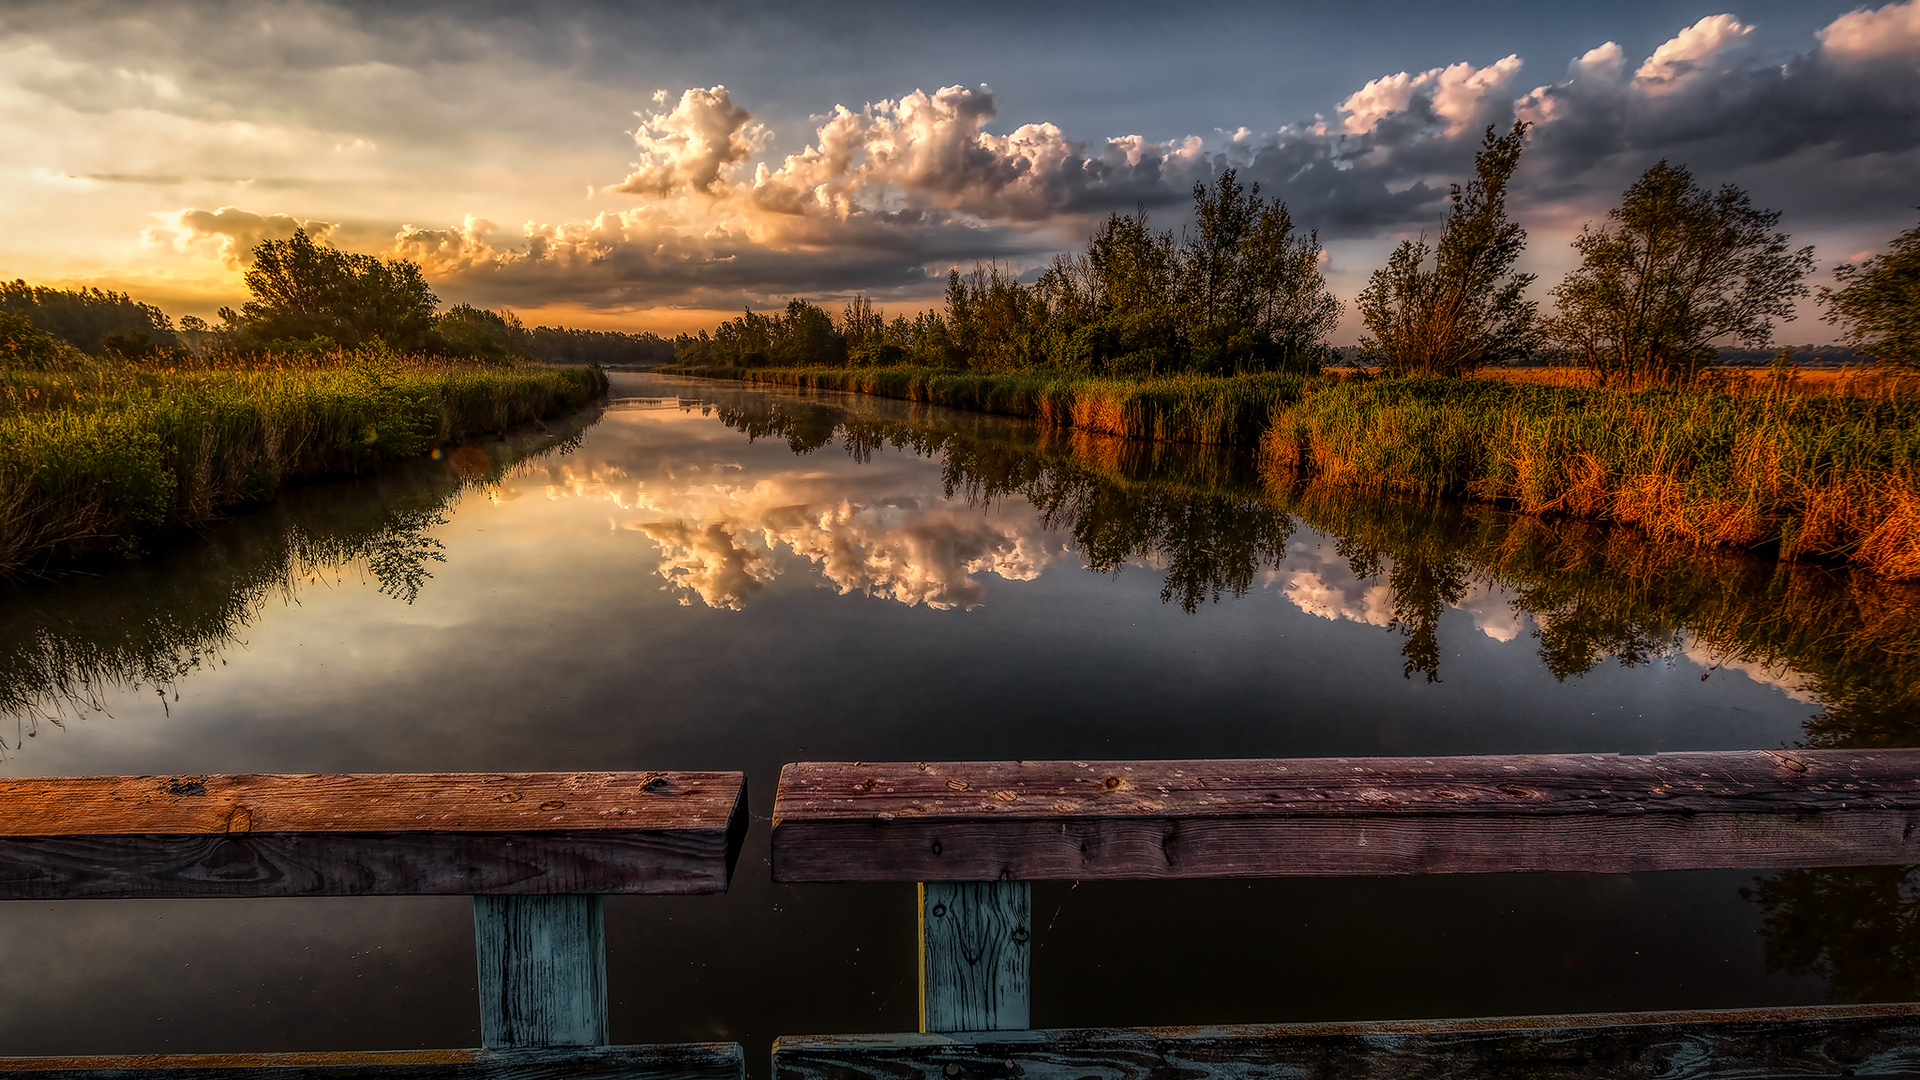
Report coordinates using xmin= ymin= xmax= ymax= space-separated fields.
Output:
xmin=3 ymin=373 xmax=1916 ymax=1069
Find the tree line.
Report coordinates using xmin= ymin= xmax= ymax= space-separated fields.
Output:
xmin=3 ymin=230 xmax=675 ymax=368
xmin=677 ymin=121 xmax=1920 ymax=383
xmin=678 ymin=171 xmax=1340 ymax=375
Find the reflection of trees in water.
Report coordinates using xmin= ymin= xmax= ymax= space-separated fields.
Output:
xmin=1746 ymin=867 xmax=1920 ymax=1003
xmin=711 ymin=389 xmax=1920 ymax=1006
xmin=711 ymin=393 xmax=1920 ymax=738
xmin=0 ymin=419 xmax=594 ymax=734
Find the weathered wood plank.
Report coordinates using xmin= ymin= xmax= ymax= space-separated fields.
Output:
xmin=920 ymin=883 xmax=1030 ymax=1033
xmin=0 ymin=773 xmax=747 ymax=899
xmin=0 ymin=773 xmax=741 ymax=835
xmin=772 ymin=1004 xmax=1920 ymax=1080
xmin=475 ymin=896 xmax=608 ymax=1048
xmin=0 ymin=1043 xmax=743 ymax=1079
xmin=771 ymin=753 xmax=1920 ymax=881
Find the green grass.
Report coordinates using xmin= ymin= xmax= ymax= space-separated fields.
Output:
xmin=1 ymin=347 xmax=606 ymax=574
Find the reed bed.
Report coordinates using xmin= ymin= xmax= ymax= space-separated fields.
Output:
xmin=662 ymin=363 xmax=1311 ymax=446
xmin=1261 ymin=376 xmax=1920 ymax=579
xmin=673 ymin=363 xmax=1920 ymax=579
xmin=0 ymin=348 xmax=606 ymax=574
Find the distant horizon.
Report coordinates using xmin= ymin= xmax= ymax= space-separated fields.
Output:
xmin=5 ymin=0 xmax=1917 ymax=341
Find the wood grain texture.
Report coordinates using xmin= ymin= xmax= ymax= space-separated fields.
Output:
xmin=920 ymin=883 xmax=1030 ymax=1034
xmin=475 ymin=896 xmax=608 ymax=1049
xmin=772 ymin=1005 xmax=1920 ymax=1080
xmin=0 ymin=1043 xmax=743 ymax=1080
xmin=0 ymin=773 xmax=747 ymax=899
xmin=771 ymin=752 xmax=1920 ymax=881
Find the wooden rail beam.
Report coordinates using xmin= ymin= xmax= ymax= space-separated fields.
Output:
xmin=0 ymin=772 xmax=749 ymax=899
xmin=0 ymin=1044 xmax=744 ymax=1079
xmin=772 ymin=1004 xmax=1920 ymax=1080
xmin=772 ymin=752 xmax=1920 ymax=881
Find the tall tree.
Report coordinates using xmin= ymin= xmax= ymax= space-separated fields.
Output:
xmin=232 ymin=229 xmax=438 ymax=349
xmin=1547 ymin=161 xmax=1814 ymax=384
xmin=1243 ymin=198 xmax=1340 ymax=363
xmin=1821 ymin=216 xmax=1920 ymax=371
xmin=1358 ymin=121 xmax=1536 ymax=377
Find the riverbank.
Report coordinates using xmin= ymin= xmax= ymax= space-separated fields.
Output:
xmin=660 ymin=363 xmax=1311 ymax=445
xmin=1 ymin=351 xmax=606 ymax=574
xmin=661 ymin=364 xmax=1920 ymax=579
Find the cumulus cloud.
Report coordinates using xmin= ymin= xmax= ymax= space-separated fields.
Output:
xmin=389 ymin=214 xmax=501 ymax=275
xmin=1818 ymin=0 xmax=1920 ymax=61
xmin=144 ymin=205 xmax=338 ymax=266
xmin=610 ymin=86 xmax=766 ymax=198
xmin=142 ymin=2 xmax=1920 ymax=312
xmin=747 ymin=84 xmax=1104 ymax=222
xmin=1517 ymin=4 xmax=1920 ymax=203
xmin=1632 ymin=14 xmax=1752 ymax=93
xmin=1338 ymin=55 xmax=1524 ymax=136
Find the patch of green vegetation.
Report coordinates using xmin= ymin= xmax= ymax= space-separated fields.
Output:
xmin=1262 ymin=375 xmax=1920 ymax=576
xmin=660 ymin=363 xmax=1314 ymax=446
xmin=0 ymin=414 xmax=594 ymax=725
xmin=670 ymin=362 xmax=1920 ymax=579
xmin=0 ymin=343 xmax=606 ymax=575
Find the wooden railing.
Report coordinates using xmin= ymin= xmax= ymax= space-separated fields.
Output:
xmin=0 ymin=771 xmax=750 ymax=1079
xmin=769 ymin=751 xmax=1920 ymax=1079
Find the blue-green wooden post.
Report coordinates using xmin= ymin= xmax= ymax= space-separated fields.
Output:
xmin=919 ymin=882 xmax=1031 ymax=1033
xmin=474 ymin=895 xmax=610 ymax=1047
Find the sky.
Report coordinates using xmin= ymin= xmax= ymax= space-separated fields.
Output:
xmin=3 ymin=0 xmax=1917 ymax=339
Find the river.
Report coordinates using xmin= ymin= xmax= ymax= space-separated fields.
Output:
xmin=3 ymin=372 xmax=1915 ymax=1067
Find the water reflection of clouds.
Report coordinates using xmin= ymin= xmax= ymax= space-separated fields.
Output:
xmin=506 ymin=441 xmax=1062 ymax=611
xmin=492 ymin=400 xmax=1829 ymax=706
xmin=1267 ymin=540 xmax=1530 ymax=642
xmin=1682 ymin=637 xmax=1820 ymax=704
xmin=627 ymin=478 xmax=1060 ymax=611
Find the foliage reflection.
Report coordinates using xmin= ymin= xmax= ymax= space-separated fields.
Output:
xmin=703 ymin=390 xmax=1920 ymax=744
xmin=0 ymin=414 xmax=595 ymax=735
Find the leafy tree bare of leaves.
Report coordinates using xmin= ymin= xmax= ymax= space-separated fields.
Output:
xmin=1547 ymin=160 xmax=1814 ymax=385
xmin=1821 ymin=215 xmax=1920 ymax=371
xmin=1358 ymin=121 xmax=1537 ymax=377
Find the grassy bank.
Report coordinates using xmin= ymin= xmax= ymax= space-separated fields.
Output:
xmin=1262 ymin=377 xmax=1920 ymax=578
xmin=2 ymin=348 xmax=606 ymax=574
xmin=667 ymin=363 xmax=1920 ymax=579
xmin=660 ymin=363 xmax=1310 ymax=445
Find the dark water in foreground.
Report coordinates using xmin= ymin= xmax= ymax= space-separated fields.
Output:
xmin=4 ymin=373 xmax=1918 ymax=1067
